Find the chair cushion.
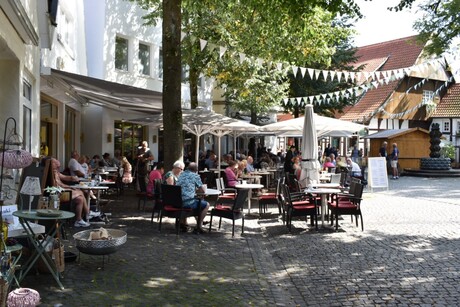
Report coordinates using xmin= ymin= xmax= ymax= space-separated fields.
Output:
xmin=259 ymin=194 xmax=277 ymax=200
xmin=215 ymin=205 xmax=232 ymax=210
xmin=163 ymin=205 xmax=192 ymax=212
xmin=292 ymin=200 xmax=312 ymax=206
xmin=329 ymin=202 xmax=357 ymax=209
xmin=292 ymin=204 xmax=316 ymax=210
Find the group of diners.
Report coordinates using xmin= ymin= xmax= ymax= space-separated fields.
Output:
xmin=144 ymin=160 xmax=209 ymax=234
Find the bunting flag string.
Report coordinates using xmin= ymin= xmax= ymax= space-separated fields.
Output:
xmin=180 ymin=31 xmax=450 ymax=88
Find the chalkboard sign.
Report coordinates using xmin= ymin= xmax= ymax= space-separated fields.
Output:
xmin=16 ymin=158 xmax=51 ymax=209
xmin=367 ymin=157 xmax=389 ymax=190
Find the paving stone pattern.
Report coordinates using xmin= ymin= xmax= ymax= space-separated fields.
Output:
xmin=19 ymin=177 xmax=460 ymax=306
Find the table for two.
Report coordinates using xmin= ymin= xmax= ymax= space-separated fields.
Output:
xmin=305 ymin=183 xmax=342 ymax=228
xmin=13 ymin=210 xmax=75 ymax=289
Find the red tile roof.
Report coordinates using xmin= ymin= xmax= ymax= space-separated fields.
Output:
xmin=431 ymin=83 xmax=460 ymax=117
xmin=341 ymin=36 xmax=426 ymax=123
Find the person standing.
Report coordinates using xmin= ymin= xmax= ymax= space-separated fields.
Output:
xmin=390 ymin=143 xmax=399 ymax=179
xmin=284 ymin=145 xmax=296 ymax=174
xmin=136 ymin=141 xmax=154 ymax=192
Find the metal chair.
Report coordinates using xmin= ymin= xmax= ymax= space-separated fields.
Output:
xmin=328 ymin=182 xmax=364 ymax=231
xmin=209 ymin=188 xmax=249 ymax=237
xmin=158 ymin=184 xmax=197 ymax=234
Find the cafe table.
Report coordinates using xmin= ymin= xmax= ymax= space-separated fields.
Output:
xmin=70 ymin=184 xmax=109 ymax=211
xmin=235 ymin=183 xmax=263 ymax=214
xmin=239 ymin=174 xmax=262 ymax=184
xmin=13 ymin=210 xmax=75 ymax=289
xmin=304 ymin=187 xmax=341 ymax=228
xmin=253 ymin=170 xmax=272 ymax=187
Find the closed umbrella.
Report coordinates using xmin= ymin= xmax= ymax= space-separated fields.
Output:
xmin=299 ymin=105 xmax=321 ymax=187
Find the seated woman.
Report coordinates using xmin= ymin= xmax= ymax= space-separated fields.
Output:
xmin=48 ymin=157 xmax=92 ymax=227
xmin=322 ymin=157 xmax=335 ymax=172
xmin=292 ymin=156 xmax=302 ymax=180
xmin=121 ymin=156 xmax=133 ymax=184
xmin=224 ymin=160 xmax=239 ymax=187
xmin=147 ymin=161 xmax=164 ymax=194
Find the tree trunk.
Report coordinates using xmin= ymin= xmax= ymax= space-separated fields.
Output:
xmin=162 ymin=0 xmax=183 ymax=169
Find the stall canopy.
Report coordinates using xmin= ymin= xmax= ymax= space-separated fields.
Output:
xmin=260 ymin=114 xmax=366 ymax=137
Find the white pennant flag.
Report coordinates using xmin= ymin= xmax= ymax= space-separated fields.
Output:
xmin=322 ymin=70 xmax=329 ymax=81
xmin=283 ymin=98 xmax=289 ymax=104
xmin=330 ymin=71 xmax=336 ymax=81
xmin=296 ymin=97 xmax=302 ymax=105
xmin=239 ymin=53 xmax=246 ymax=63
xmin=219 ymin=46 xmax=227 ymax=59
xmin=343 ymin=71 xmax=350 ymax=81
xmin=300 ymin=67 xmax=306 ymax=78
xmin=292 ymin=66 xmax=299 ymax=77
xmin=336 ymin=71 xmax=342 ymax=82
xmin=307 ymin=68 xmax=314 ymax=79
xmin=199 ymin=39 xmax=207 ymax=51
xmin=314 ymin=69 xmax=321 ymax=80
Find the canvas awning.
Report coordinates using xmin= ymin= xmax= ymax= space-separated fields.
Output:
xmin=41 ymin=69 xmax=163 ymax=113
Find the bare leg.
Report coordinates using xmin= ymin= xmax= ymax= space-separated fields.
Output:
xmin=196 ymin=203 xmax=209 ymax=230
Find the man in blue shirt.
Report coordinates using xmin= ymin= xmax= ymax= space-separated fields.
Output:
xmin=177 ymin=162 xmax=209 ymax=233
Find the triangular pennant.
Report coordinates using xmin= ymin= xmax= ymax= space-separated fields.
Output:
xmin=219 ymin=46 xmax=227 ymax=59
xmin=307 ymin=68 xmax=314 ymax=79
xmin=300 ymin=67 xmax=306 ymax=78
xmin=292 ymin=66 xmax=299 ymax=77
xmin=199 ymin=39 xmax=207 ymax=51
xmin=239 ymin=53 xmax=246 ymax=63
xmin=322 ymin=70 xmax=328 ymax=81
xmin=296 ymin=97 xmax=302 ymax=104
xmin=343 ymin=71 xmax=350 ymax=81
xmin=330 ymin=71 xmax=336 ymax=81
xmin=336 ymin=71 xmax=342 ymax=82
xmin=181 ymin=31 xmax=187 ymax=41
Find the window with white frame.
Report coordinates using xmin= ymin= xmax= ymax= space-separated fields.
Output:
xmin=422 ymin=90 xmax=434 ymax=104
xmin=22 ymin=80 xmax=32 ymax=152
xmin=139 ymin=43 xmax=150 ymax=76
xmin=158 ymin=47 xmax=163 ymax=79
xmin=442 ymin=120 xmax=450 ymax=133
xmin=57 ymin=6 xmax=75 ymax=57
xmin=115 ymin=36 xmax=129 ymax=71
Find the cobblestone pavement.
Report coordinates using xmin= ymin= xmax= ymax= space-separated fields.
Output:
xmin=17 ymin=176 xmax=460 ymax=306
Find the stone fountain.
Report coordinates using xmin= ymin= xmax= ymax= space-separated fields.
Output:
xmin=420 ymin=123 xmax=451 ymax=170
xmin=404 ymin=123 xmax=460 ymax=176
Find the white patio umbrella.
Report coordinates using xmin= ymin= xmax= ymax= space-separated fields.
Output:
xmin=210 ymin=119 xmax=260 ymax=175
xmin=299 ymin=105 xmax=321 ymax=188
xmin=130 ymin=108 xmax=237 ymax=164
xmin=260 ymin=114 xmax=366 ymax=137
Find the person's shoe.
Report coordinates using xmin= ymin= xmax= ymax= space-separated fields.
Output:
xmin=396 ymin=176 xmax=399 ymax=179
xmin=180 ymin=224 xmax=189 ymax=233
xmin=74 ymin=220 xmax=90 ymax=227
xmin=89 ymin=210 xmax=101 ymax=217
xmin=193 ymin=227 xmax=206 ymax=234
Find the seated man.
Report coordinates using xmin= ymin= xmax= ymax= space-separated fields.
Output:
xmin=48 ymin=157 xmax=98 ymax=227
xmin=176 ymin=162 xmax=209 ymax=234
xmin=346 ymin=157 xmax=362 ymax=177
xmin=68 ymin=151 xmax=86 ymax=178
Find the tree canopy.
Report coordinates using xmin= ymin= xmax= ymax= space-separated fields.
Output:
xmin=390 ymin=0 xmax=460 ymax=56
